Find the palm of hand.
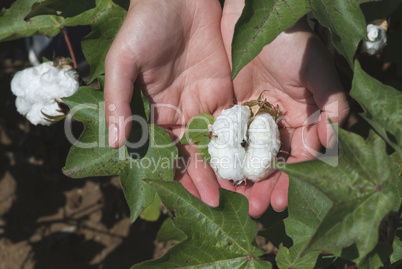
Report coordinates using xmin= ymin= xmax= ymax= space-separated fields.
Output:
xmin=104 ymin=0 xmax=234 ymax=208
xmin=228 ymin=31 xmax=326 ymax=216
xmin=220 ymin=6 xmax=348 ymax=216
xmin=105 ymin=0 xmax=233 ymax=141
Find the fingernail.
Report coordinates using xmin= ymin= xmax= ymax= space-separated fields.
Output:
xmin=108 ymin=124 xmax=118 ymax=147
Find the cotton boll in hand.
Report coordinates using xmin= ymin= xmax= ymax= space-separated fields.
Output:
xmin=208 ymin=105 xmax=251 ymax=184
xmin=208 ymin=103 xmax=281 ymax=185
xmin=10 ymin=61 xmax=79 ymax=125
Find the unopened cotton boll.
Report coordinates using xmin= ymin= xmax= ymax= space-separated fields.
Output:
xmin=362 ymin=24 xmax=387 ymax=55
xmin=208 ymin=105 xmax=281 ymax=185
xmin=11 ymin=62 xmax=79 ymax=125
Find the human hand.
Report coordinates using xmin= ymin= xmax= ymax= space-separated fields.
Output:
xmin=221 ymin=0 xmax=349 ymax=216
xmin=104 ymin=0 xmax=234 ymax=206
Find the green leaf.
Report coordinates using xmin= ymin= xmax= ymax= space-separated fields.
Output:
xmin=310 ymin=0 xmax=373 ymax=67
xmin=391 ymin=228 xmax=402 ymax=265
xmin=63 ymin=86 xmax=178 ymax=223
xmin=281 ymin=128 xmax=399 ymax=265
xmin=261 ymin=174 xmax=330 ymax=268
xmin=156 ymin=218 xmax=187 ymax=244
xmin=127 ymin=124 xmax=177 ymax=181
xmin=230 ymin=0 xmax=376 ymax=78
xmin=63 ymin=86 xmax=128 ymax=178
xmin=133 ymin=181 xmax=271 ymax=268
xmin=25 ymin=0 xmax=96 ymax=20
xmin=358 ymin=242 xmax=393 ymax=269
xmin=81 ymin=1 xmax=126 ymax=82
xmin=0 ymin=0 xmax=64 ymax=42
xmin=180 ymin=114 xmax=215 ymax=144
xmin=350 ymin=61 xmax=402 ymax=158
xmin=180 ymin=113 xmax=215 ymax=162
xmin=120 ymin=165 xmax=155 ymax=223
xmin=121 ymin=124 xmax=177 ymax=222
xmin=139 ymin=193 xmax=161 ymax=222
xmin=120 ymin=124 xmax=177 ymax=223
xmin=276 ymin=243 xmax=319 ymax=269
xmin=18 ymin=0 xmax=127 ymax=82
xmin=25 ymin=0 xmax=124 ymax=28
xmin=231 ymin=0 xmax=310 ymax=79
xmin=390 ymin=153 xmax=402 ymax=201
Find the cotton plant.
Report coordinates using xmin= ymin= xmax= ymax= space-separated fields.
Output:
xmin=10 ymin=57 xmax=79 ymax=126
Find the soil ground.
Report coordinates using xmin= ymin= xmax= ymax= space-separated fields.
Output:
xmin=0 ymin=39 xmax=171 ymax=269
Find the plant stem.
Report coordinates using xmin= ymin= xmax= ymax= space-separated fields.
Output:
xmin=61 ymin=28 xmax=78 ymax=69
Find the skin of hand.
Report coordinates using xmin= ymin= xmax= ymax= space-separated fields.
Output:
xmin=221 ymin=0 xmax=349 ymax=216
xmin=104 ymin=0 xmax=235 ymax=206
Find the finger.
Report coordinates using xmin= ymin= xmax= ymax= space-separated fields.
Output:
xmin=301 ymin=36 xmax=349 ymax=148
xmin=178 ymin=174 xmax=201 ymax=200
xmin=104 ymin=20 xmax=140 ymax=148
xmin=217 ymin=178 xmax=236 ymax=192
xmin=221 ymin=0 xmax=245 ymax=58
xmin=270 ymin=173 xmax=289 ymax=212
xmin=247 ymin=174 xmax=279 ymax=217
xmin=290 ymin=125 xmax=321 ymax=162
xmin=183 ymin=145 xmax=221 ymax=207
xmin=175 ymin=144 xmax=201 ymax=199
xmin=234 ymin=182 xmax=252 ymax=197
xmin=267 ymin=126 xmax=320 ymax=212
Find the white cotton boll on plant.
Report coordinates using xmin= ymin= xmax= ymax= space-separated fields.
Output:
xmin=27 ymin=102 xmax=65 ymax=126
xmin=362 ymin=24 xmax=387 ymax=55
xmin=11 ymin=62 xmax=79 ymax=126
xmin=15 ymin=97 xmax=31 ymax=116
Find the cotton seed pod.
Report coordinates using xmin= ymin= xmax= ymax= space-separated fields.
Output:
xmin=11 ymin=61 xmax=79 ymax=125
xmin=208 ymin=104 xmax=281 ymax=185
